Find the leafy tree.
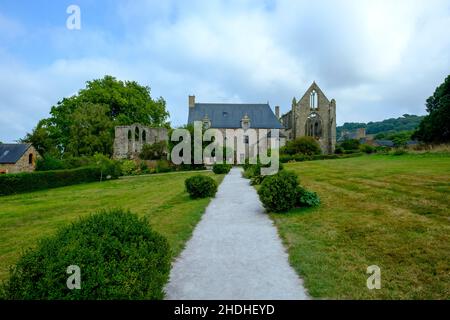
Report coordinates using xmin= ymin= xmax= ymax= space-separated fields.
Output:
xmin=23 ymin=76 xmax=170 ymax=157
xmin=413 ymin=75 xmax=450 ymax=143
xmin=67 ymin=103 xmax=114 ymax=156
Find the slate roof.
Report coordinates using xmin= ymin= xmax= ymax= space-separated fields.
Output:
xmin=188 ymin=103 xmax=283 ymax=129
xmin=0 ymin=143 xmax=31 ymax=164
xmin=374 ymin=140 xmax=395 ymax=147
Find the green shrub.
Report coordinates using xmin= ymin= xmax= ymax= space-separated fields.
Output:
xmin=156 ymin=160 xmax=172 ymax=173
xmin=334 ymin=146 xmax=344 ymax=154
xmin=212 ymin=163 xmax=232 ymax=174
xmin=340 ymin=139 xmax=360 ymax=151
xmin=35 ymin=156 xmax=65 ymax=171
xmin=139 ymin=141 xmax=167 ymax=160
xmin=296 ymin=187 xmax=320 ymax=207
xmin=282 ymin=137 xmax=322 ymax=156
xmin=360 ymin=144 xmax=375 ymax=154
xmin=36 ymin=156 xmax=95 ymax=171
xmin=0 ymin=166 xmax=113 ymax=196
xmin=185 ymin=175 xmax=218 ymax=199
xmin=257 ymin=170 xmax=299 ymax=213
xmin=0 ymin=209 xmax=170 ymax=300
xmin=121 ymin=160 xmax=137 ymax=176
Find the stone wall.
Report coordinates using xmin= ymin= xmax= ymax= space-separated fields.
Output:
xmin=113 ymin=124 xmax=169 ymax=160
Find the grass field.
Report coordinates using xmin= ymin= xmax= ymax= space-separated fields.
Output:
xmin=271 ymin=153 xmax=450 ymax=299
xmin=0 ymin=171 xmax=224 ymax=281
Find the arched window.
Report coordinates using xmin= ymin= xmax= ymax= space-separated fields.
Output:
xmin=305 ymin=113 xmax=322 ymax=138
xmin=310 ymin=90 xmax=318 ymax=110
xmin=135 ymin=127 xmax=139 ymax=141
xmin=142 ymin=130 xmax=146 ymax=142
xmin=28 ymin=153 xmax=33 ymax=165
xmin=128 ymin=130 xmax=132 ymax=140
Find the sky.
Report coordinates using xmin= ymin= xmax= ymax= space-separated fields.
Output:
xmin=0 ymin=0 xmax=449 ymax=143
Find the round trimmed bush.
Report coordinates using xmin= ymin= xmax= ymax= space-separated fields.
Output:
xmin=296 ymin=186 xmax=321 ymax=207
xmin=257 ymin=170 xmax=299 ymax=213
xmin=212 ymin=163 xmax=232 ymax=174
xmin=185 ymin=175 xmax=218 ymax=199
xmin=1 ymin=209 xmax=171 ymax=300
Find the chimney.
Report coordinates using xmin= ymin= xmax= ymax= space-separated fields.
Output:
xmin=275 ymin=106 xmax=280 ymax=119
xmin=189 ymin=95 xmax=195 ymax=108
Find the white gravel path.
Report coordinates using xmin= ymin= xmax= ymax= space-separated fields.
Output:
xmin=164 ymin=167 xmax=309 ymax=300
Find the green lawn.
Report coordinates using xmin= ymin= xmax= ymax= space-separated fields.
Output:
xmin=0 ymin=171 xmax=224 ymax=281
xmin=271 ymin=153 xmax=450 ymax=299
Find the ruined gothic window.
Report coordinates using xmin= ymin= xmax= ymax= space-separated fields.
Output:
xmin=135 ymin=127 xmax=139 ymax=141
xmin=305 ymin=113 xmax=322 ymax=138
xmin=310 ymin=90 xmax=318 ymax=110
xmin=142 ymin=130 xmax=146 ymax=142
xmin=128 ymin=130 xmax=132 ymax=140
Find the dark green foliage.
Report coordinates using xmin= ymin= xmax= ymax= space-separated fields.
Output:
xmin=413 ymin=75 xmax=450 ymax=143
xmin=340 ymin=139 xmax=360 ymax=151
xmin=155 ymin=160 xmax=172 ymax=173
xmin=334 ymin=146 xmax=344 ymax=154
xmin=281 ymin=137 xmax=322 ymax=156
xmin=359 ymin=144 xmax=375 ymax=154
xmin=185 ymin=175 xmax=218 ymax=199
xmin=139 ymin=141 xmax=167 ymax=160
xmin=212 ymin=163 xmax=232 ymax=174
xmin=337 ymin=114 xmax=425 ymax=137
xmin=1 ymin=209 xmax=171 ymax=300
xmin=36 ymin=155 xmax=95 ymax=171
xmin=258 ymin=170 xmax=300 ymax=213
xmin=296 ymin=187 xmax=321 ymax=207
xmin=0 ymin=163 xmax=121 ymax=196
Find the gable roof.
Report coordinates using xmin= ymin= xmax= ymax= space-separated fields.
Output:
xmin=188 ymin=103 xmax=283 ymax=129
xmin=0 ymin=143 xmax=31 ymax=164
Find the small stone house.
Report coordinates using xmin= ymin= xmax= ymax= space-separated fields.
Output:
xmin=0 ymin=143 xmax=40 ymax=174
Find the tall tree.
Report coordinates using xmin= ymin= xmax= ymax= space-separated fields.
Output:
xmin=23 ymin=76 xmax=170 ymax=157
xmin=413 ymin=75 xmax=450 ymax=143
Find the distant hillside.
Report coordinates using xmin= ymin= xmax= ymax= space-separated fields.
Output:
xmin=337 ymin=114 xmax=425 ymax=137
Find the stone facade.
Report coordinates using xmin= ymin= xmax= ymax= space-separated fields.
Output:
xmin=281 ymin=82 xmax=336 ymax=154
xmin=0 ymin=145 xmax=40 ymax=174
xmin=113 ymin=124 xmax=169 ymax=160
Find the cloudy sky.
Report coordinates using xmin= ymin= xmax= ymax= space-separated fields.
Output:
xmin=0 ymin=0 xmax=449 ymax=142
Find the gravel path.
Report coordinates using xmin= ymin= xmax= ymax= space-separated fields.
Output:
xmin=164 ymin=167 xmax=309 ymax=300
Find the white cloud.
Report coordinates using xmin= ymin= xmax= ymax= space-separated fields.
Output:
xmin=0 ymin=0 xmax=449 ymax=142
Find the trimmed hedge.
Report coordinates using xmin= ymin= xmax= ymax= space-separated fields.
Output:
xmin=258 ymin=170 xmax=299 ymax=213
xmin=279 ymin=153 xmax=363 ymax=163
xmin=0 ymin=166 xmax=119 ymax=196
xmin=212 ymin=163 xmax=232 ymax=174
xmin=185 ymin=175 xmax=218 ymax=199
xmin=0 ymin=209 xmax=171 ymax=300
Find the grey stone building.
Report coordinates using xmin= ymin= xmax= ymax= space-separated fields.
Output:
xmin=113 ymin=124 xmax=168 ymax=159
xmin=280 ymin=82 xmax=336 ymax=154
xmin=187 ymin=95 xmax=286 ymax=162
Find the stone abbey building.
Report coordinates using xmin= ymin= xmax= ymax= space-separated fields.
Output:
xmin=280 ymin=82 xmax=337 ymax=154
